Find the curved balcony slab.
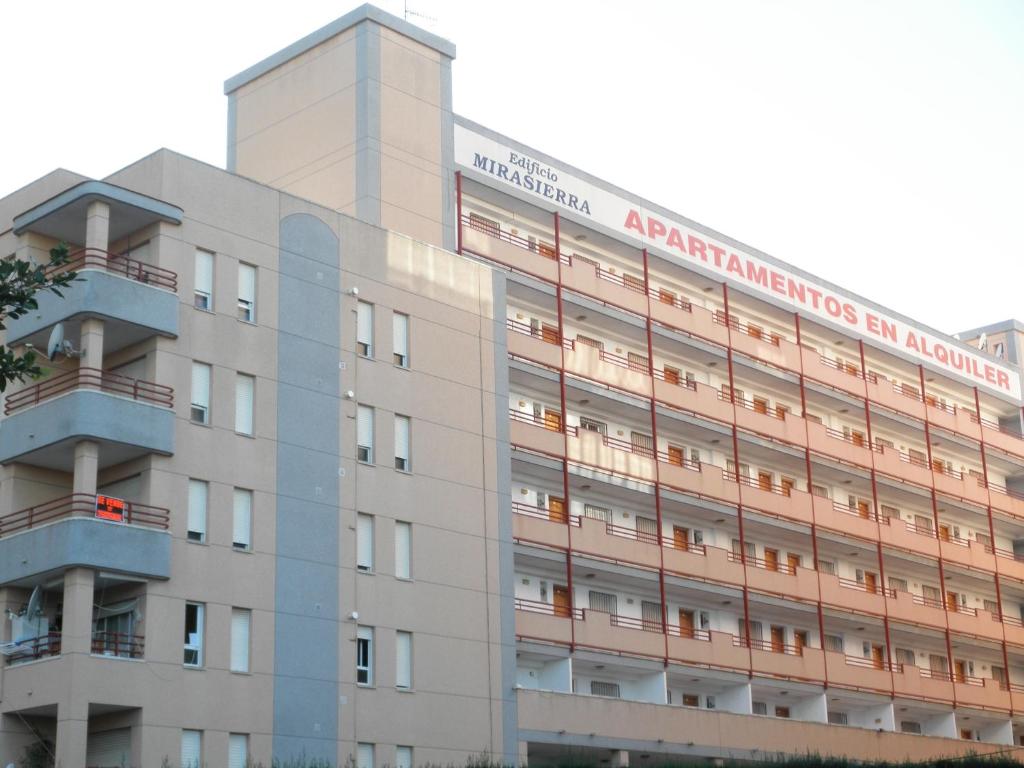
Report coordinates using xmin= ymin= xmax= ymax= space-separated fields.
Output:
xmin=0 ymin=390 xmax=174 ymax=470
xmin=6 ymin=270 xmax=177 ymax=353
xmin=0 ymin=516 xmax=170 ymax=585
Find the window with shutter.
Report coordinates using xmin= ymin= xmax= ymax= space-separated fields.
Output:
xmin=828 ymin=711 xmax=849 ymax=725
xmin=357 ymin=743 xmax=375 ymax=768
xmin=394 ymin=415 xmax=411 ymax=471
xmin=191 ymin=362 xmax=211 ymax=424
xmin=233 ymin=488 xmax=252 ymax=551
xmin=396 ymin=747 xmax=413 ymax=768
xmin=238 ymin=263 xmax=256 ymax=322
xmin=181 ymin=730 xmax=202 ymax=768
xmin=752 ymin=701 xmax=768 ymax=715
xmin=228 ymin=734 xmax=248 ymax=768
xmin=357 ymin=301 xmax=374 ymax=357
xmin=583 ymin=504 xmax=612 ymax=522
xmin=824 ymin=634 xmax=844 ymax=653
xmin=590 ymin=681 xmax=621 ymax=698
xmin=396 ymin=631 xmax=412 ymax=689
xmin=86 ymin=728 xmax=131 ymax=768
xmin=235 ymin=374 xmax=254 ymax=435
xmin=393 ymin=312 xmax=410 ymax=367
xmin=194 ymin=250 xmax=213 ymax=310
xmin=357 ymin=405 xmax=374 ymax=463
xmin=187 ymin=480 xmax=208 ymax=543
xmin=395 ymin=521 xmax=412 ymax=579
xmin=230 ymin=608 xmax=250 ymax=672
xmin=588 ymin=591 xmax=618 ymax=615
xmin=357 ymin=514 xmax=374 ymax=572
xmin=356 ymin=626 xmax=373 ymax=685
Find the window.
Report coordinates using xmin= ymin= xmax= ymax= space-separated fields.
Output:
xmin=590 ymin=681 xmax=621 ymax=698
xmin=395 ymin=747 xmax=413 ymax=768
xmin=395 ymin=521 xmax=412 ymax=579
xmin=828 ymin=711 xmax=849 ymax=725
xmin=395 ymin=415 xmax=411 ymax=471
xmin=393 ymin=312 xmax=409 ymax=367
xmin=357 ymin=743 xmax=374 ymax=768
xmin=181 ymin=730 xmax=202 ymax=768
xmin=579 ymin=417 xmax=607 ymax=435
xmin=357 ymin=405 xmax=374 ymax=463
xmin=900 ymin=721 xmax=923 ymax=734
xmin=194 ymin=249 xmax=213 ymax=310
xmin=357 ymin=513 xmax=374 ymax=572
xmin=588 ymin=591 xmax=617 ymax=614
xmin=184 ymin=603 xmax=204 ymax=666
xmin=235 ymin=374 xmax=254 ymax=435
xmin=824 ymin=634 xmax=844 ymax=653
xmin=228 ymin=734 xmax=248 ymax=768
xmin=230 ymin=608 xmax=251 ymax=673
xmin=775 ymin=706 xmax=790 ymax=718
xmin=233 ymin=488 xmax=253 ymax=551
xmin=238 ymin=263 xmax=256 ymax=322
xmin=682 ymin=693 xmax=699 ymax=707
xmin=752 ymin=701 xmax=768 ymax=716
xmin=583 ymin=504 xmax=612 ymax=523
xmin=191 ymin=362 xmax=211 ymax=424
xmin=187 ymin=480 xmax=208 ymax=543
xmin=357 ymin=301 xmax=374 ymax=357
xmin=396 ymin=630 xmax=412 ymax=689
xmin=356 ymin=626 xmax=373 ymax=685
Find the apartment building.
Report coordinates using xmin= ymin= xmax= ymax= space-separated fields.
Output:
xmin=2 ymin=3 xmax=1024 ymax=766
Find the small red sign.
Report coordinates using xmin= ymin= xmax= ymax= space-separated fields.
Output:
xmin=95 ymin=495 xmax=126 ymax=523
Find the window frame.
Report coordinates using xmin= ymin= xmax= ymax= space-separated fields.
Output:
xmin=357 ymin=405 xmax=375 ymax=464
xmin=233 ymin=488 xmax=253 ymax=551
xmin=395 ymin=520 xmax=412 ymax=580
xmin=190 ymin=362 xmax=212 ymax=425
xmin=393 ymin=312 xmax=410 ymax=368
xmin=237 ymin=262 xmax=257 ymax=323
xmin=230 ymin=607 xmax=251 ymax=673
xmin=357 ymin=513 xmax=374 ymax=572
xmin=356 ymin=626 xmax=374 ymax=686
xmin=357 ymin=301 xmax=374 ymax=358
xmin=235 ymin=372 xmax=255 ymax=436
xmin=394 ymin=414 xmax=411 ymax=472
xmin=193 ymin=249 xmax=214 ymax=311
xmin=184 ymin=602 xmax=205 ymax=667
xmin=187 ymin=479 xmax=208 ymax=544
xmin=395 ymin=630 xmax=412 ymax=690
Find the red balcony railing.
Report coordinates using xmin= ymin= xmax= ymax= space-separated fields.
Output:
xmin=837 ymin=576 xmax=896 ymax=598
xmin=91 ymin=631 xmax=145 ymax=659
xmin=911 ymin=593 xmax=946 ymax=610
xmin=507 ymin=408 xmax=577 ymax=434
xmin=920 ymin=668 xmax=953 ymax=682
xmin=514 ymin=597 xmax=581 ymax=619
xmin=5 ymin=367 xmax=173 ymax=415
xmin=463 ymin=214 xmax=551 ymax=255
xmin=648 ymin=286 xmax=693 ymax=311
xmin=0 ymin=493 xmax=170 ymax=538
xmin=748 ymin=637 xmax=806 ymax=655
xmin=511 ymin=501 xmax=567 ymax=523
xmin=728 ymin=552 xmax=797 ymax=575
xmin=813 ymin=353 xmax=871 ymax=381
xmin=4 ymin=632 xmax=62 ymax=664
xmin=570 ymin=515 xmax=660 ymax=545
xmin=712 ymin=311 xmax=785 ymax=346
xmin=602 ymin=434 xmax=655 ymax=458
xmin=666 ymin=624 xmax=712 ymax=641
xmin=50 ymin=248 xmax=177 ymax=291
xmin=844 ymin=654 xmax=900 ymax=672
xmin=609 ymin=613 xmax=664 ymax=633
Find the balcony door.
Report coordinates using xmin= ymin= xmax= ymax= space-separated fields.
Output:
xmin=548 ymin=496 xmax=565 ymax=523
xmin=764 ymin=549 xmax=779 ymax=572
xmin=552 ymin=585 xmax=570 ymax=617
xmin=636 ymin=516 xmax=658 ymax=545
xmin=770 ymin=625 xmax=785 ymax=652
xmin=673 ymin=526 xmax=690 ymax=552
xmin=870 ymin=644 xmax=886 ymax=669
xmin=641 ymin=600 xmax=662 ymax=631
xmin=678 ymin=609 xmax=695 ymax=638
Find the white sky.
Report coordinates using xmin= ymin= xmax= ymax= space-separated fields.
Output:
xmin=4 ymin=1 xmax=1022 ymax=335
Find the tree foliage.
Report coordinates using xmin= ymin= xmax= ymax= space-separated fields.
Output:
xmin=0 ymin=244 xmax=76 ymax=391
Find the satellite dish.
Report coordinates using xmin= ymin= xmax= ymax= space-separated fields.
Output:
xmin=25 ymin=586 xmax=43 ymax=619
xmin=46 ymin=323 xmax=65 ymax=361
xmin=978 ymin=332 xmax=988 ymax=351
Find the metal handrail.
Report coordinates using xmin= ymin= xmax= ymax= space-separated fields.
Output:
xmin=513 ymin=597 xmax=580 ymax=619
xmin=831 ymin=500 xmax=878 ymax=522
xmin=462 ymin=214 xmax=554 ymax=256
xmin=748 ymin=637 xmax=805 ymax=655
xmin=0 ymin=493 xmax=170 ymax=538
xmin=505 ymin=318 xmax=561 ymax=345
xmin=648 ymin=286 xmax=693 ymax=311
xmin=507 ymin=408 xmax=577 ymax=434
xmin=91 ymin=631 xmax=145 ymax=659
xmin=5 ymin=367 xmax=173 ymax=415
xmin=511 ymin=502 xmax=567 ymax=524
xmin=51 ymin=247 xmax=177 ymax=291
xmin=3 ymin=632 xmax=62 ymax=664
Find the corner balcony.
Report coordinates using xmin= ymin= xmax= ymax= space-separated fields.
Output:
xmin=6 ymin=249 xmax=178 ymax=354
xmin=8 ymin=629 xmax=146 ymax=666
xmin=460 ymin=216 xmax=559 ymax=282
xmin=560 ymin=256 xmax=649 ymax=316
xmin=648 ymin=300 xmax=728 ymax=346
xmin=991 ymin=545 xmax=1024 ymax=582
xmin=749 ymin=637 xmax=826 ymax=681
xmin=0 ymin=368 xmax=174 ymax=470
xmin=987 ymin=482 xmax=1024 ymax=518
xmin=0 ymin=493 xmax=170 ymax=584
xmin=665 ymin=627 xmax=749 ymax=672
xmin=979 ymin=417 xmax=1024 ymax=461
xmin=506 ymin=318 xmax=563 ymax=369
xmin=662 ymin=542 xmax=744 ymax=587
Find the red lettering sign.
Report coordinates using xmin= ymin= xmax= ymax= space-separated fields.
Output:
xmin=95 ymin=495 xmax=126 ymax=523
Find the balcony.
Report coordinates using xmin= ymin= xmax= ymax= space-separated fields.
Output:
xmin=801 ymin=349 xmax=867 ymax=397
xmin=1004 ymin=616 xmax=1024 ymax=647
xmin=878 ymin=516 xmax=939 ymax=557
xmin=938 ymin=533 xmax=996 ymax=572
xmin=561 ymin=256 xmax=648 ymax=316
xmin=825 ymin=652 xmax=894 ymax=693
xmin=866 ymin=378 xmax=926 ymax=420
xmin=885 ymin=589 xmax=947 ymax=628
xmin=653 ymin=377 xmax=733 ymax=424
xmin=665 ymin=627 xmax=749 ymax=671
xmin=742 ymin=555 xmax=819 ymax=601
xmin=812 ymin=497 xmax=880 ymax=540
xmin=91 ymin=631 xmax=144 ymax=660
xmin=925 ymin=400 xmax=982 ymax=441
xmin=874 ymin=446 xmax=933 ymax=487
xmin=574 ymin=609 xmax=665 ymax=659
xmin=7 ymin=249 xmax=179 ymax=354
xmin=657 ymin=457 xmax=738 ymax=504
xmin=749 ymin=638 xmax=826 ymax=680
xmin=953 ymin=675 xmax=1011 ymax=711
xmin=932 ymin=467 xmax=988 ymax=507
xmin=735 ymin=474 xmax=813 ymax=524
xmin=987 ymin=483 xmax=1024 ymax=518
xmin=509 ymin=409 xmax=568 ymax=458
xmin=506 ymin=319 xmax=564 ymax=369
xmin=0 ymin=494 xmax=170 ymax=584
xmin=806 ymin=421 xmax=874 ymax=468
xmin=3 ymin=632 xmax=62 ymax=665
xmin=460 ymin=216 xmax=559 ymax=282
xmin=732 ymin=397 xmax=807 ymax=447
xmin=818 ymin=572 xmax=888 ymax=615
xmin=727 ymin=322 xmax=801 ymax=372
xmin=514 ymin=598 xmax=574 ymax=645
xmin=571 ymin=515 xmax=661 ymax=569
xmin=979 ymin=417 xmax=1024 ymax=460
xmin=567 ymin=429 xmax=656 ymax=481
xmin=512 ymin=503 xmax=569 ymax=550
xmin=563 ymin=342 xmax=652 ymax=397
xmin=0 ymin=368 xmax=174 ymax=470
xmin=662 ymin=543 xmax=745 ymax=587
xmin=649 ymin=301 xmax=728 ymax=346
xmin=892 ymin=665 xmax=954 ymax=702
xmin=945 ymin=604 xmax=1003 ymax=642
xmin=991 ymin=546 xmax=1024 ymax=582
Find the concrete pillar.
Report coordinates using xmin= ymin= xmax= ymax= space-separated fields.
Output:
xmin=61 ymin=567 xmax=95 ymax=656
xmin=79 ymin=317 xmax=104 ymax=369
xmin=55 ymin=700 xmax=89 ymax=768
xmin=72 ymin=441 xmax=99 ymax=497
xmin=609 ymin=749 xmax=629 ymax=768
xmin=85 ymin=200 xmax=110 ymax=252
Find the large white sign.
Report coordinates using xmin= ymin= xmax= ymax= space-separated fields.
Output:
xmin=455 ymin=124 xmax=1021 ymax=400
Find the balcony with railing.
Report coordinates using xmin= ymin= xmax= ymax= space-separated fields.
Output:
xmin=514 ymin=597 xmax=577 ymax=646
xmin=953 ymin=673 xmax=1012 ymax=711
xmin=739 ymin=553 xmax=819 ymax=601
xmin=748 ymin=636 xmax=826 ymax=681
xmin=652 ymin=375 xmax=734 ymax=423
xmin=505 ymin=317 xmax=564 ymax=368
xmin=562 ymin=339 xmax=653 ymax=397
xmin=891 ymin=664 xmax=955 ymax=702
xmin=509 ymin=408 xmax=572 ymax=458
xmin=873 ymin=444 xmax=934 ymax=488
xmin=573 ymin=609 xmax=667 ymax=660
xmin=91 ymin=630 xmax=144 ymax=660
xmin=878 ymin=515 xmax=940 ymax=557
xmin=885 ymin=588 xmax=948 ymax=628
xmin=978 ymin=414 xmax=1024 ymax=460
xmin=650 ymin=299 xmax=729 ymax=347
xmin=938 ymin=530 xmax=996 ymax=572
xmin=570 ymin=514 xmax=662 ymax=569
xmin=812 ymin=497 xmax=881 ymax=540
xmin=0 ymin=366 xmax=175 ymax=469
xmin=806 ymin=421 xmax=876 ymax=468
xmin=460 ymin=213 xmax=560 ymax=282
xmin=567 ymin=428 xmax=657 ymax=481
xmin=866 ymin=376 xmax=927 ymax=421
xmin=657 ymin=456 xmax=738 ymax=505
xmin=945 ymin=602 xmax=1004 ymax=642
xmin=560 ymin=253 xmax=649 ymax=316
xmin=986 ymin=481 xmax=1024 ymax=519
xmin=931 ymin=464 xmax=989 ymax=507
xmin=662 ymin=541 xmax=745 ymax=587
xmin=664 ymin=626 xmax=750 ymax=671
xmin=923 ymin=396 xmax=982 ymax=441
xmin=818 ymin=573 xmax=890 ymax=615
xmin=511 ymin=502 xmax=570 ymax=550
xmin=3 ymin=632 xmax=62 ymax=665
xmin=801 ymin=349 xmax=868 ymax=398
xmin=713 ymin=311 xmax=801 ymax=372
xmin=731 ymin=394 xmax=808 ymax=447
xmin=825 ymin=652 xmax=897 ymax=692
xmin=0 ymin=494 xmax=171 ymax=585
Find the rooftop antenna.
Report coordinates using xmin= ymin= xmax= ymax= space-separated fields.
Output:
xmin=977 ymin=332 xmax=988 ymax=351
xmin=404 ymin=0 xmax=437 ymax=24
